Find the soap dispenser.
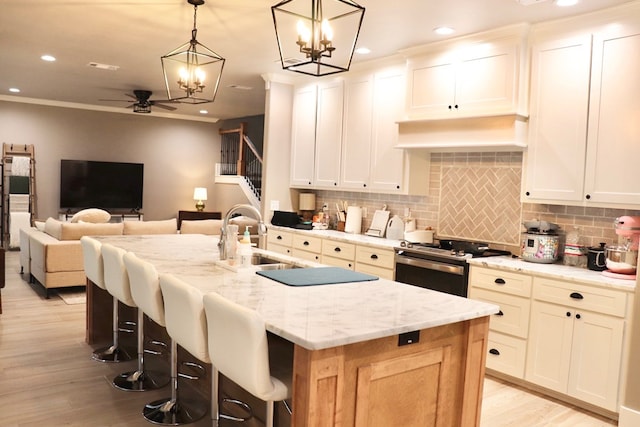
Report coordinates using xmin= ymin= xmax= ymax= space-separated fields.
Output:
xmin=238 ymin=226 xmax=253 ymax=267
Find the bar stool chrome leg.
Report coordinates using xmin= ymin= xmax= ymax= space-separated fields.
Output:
xmin=92 ymin=297 xmax=134 ymax=363
xmin=142 ymin=340 xmax=207 ymax=425
xmin=113 ymin=310 xmax=169 ymax=391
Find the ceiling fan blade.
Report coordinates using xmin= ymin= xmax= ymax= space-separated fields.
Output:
xmin=125 ymin=93 xmax=137 ymax=100
xmin=99 ymin=99 xmax=135 ymax=102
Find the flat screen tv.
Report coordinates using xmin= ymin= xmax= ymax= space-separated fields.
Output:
xmin=60 ymin=159 xmax=144 ymax=211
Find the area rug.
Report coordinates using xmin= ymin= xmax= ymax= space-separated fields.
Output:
xmin=56 ymin=288 xmax=86 ymax=305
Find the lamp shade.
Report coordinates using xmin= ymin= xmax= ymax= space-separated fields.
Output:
xmin=193 ymin=187 xmax=208 ymax=201
xmin=299 ymin=193 xmax=316 ymax=210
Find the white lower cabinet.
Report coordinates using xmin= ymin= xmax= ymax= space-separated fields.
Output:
xmin=355 ymin=246 xmax=395 ymax=280
xmin=525 ymin=278 xmax=626 ymax=412
xmin=291 ymin=234 xmax=322 ymax=262
xmin=469 ymin=267 xmax=532 ymax=379
xmin=321 ymin=239 xmax=356 ymax=270
xmin=266 ymin=229 xmax=293 ymax=256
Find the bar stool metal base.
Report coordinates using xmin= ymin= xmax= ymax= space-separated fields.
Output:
xmin=113 ymin=369 xmax=170 ymax=392
xmin=143 ymin=398 xmax=207 ymax=425
xmin=92 ymin=345 xmax=134 ymax=363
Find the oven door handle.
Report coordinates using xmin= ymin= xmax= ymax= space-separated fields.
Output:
xmin=395 ymin=256 xmax=465 ymax=276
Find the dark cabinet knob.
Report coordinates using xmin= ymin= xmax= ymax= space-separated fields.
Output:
xmin=277 ymin=235 xmax=283 ymax=240
xmin=525 ymin=191 xmax=531 ymax=196
xmin=586 ymin=194 xmax=591 ymax=200
xmin=496 ymin=310 xmax=504 ymax=316
xmin=396 ymin=185 xmax=400 ymax=189
xmin=363 ymin=184 xmax=367 ymax=187
xmin=489 ymin=348 xmax=500 ymax=355
xmin=570 ymin=292 xmax=584 ymax=300
xmin=566 ymin=311 xmax=572 ymax=317
xmin=454 ymin=104 xmax=459 ymax=109
xmin=448 ymin=105 xmax=453 ymax=110
xmin=576 ymin=313 xmax=581 ymax=319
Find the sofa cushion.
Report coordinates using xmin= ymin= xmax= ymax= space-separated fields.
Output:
xmin=180 ymin=219 xmax=223 ymax=235
xmin=44 ymin=217 xmax=124 ymax=240
xmin=70 ymin=208 xmax=111 ymax=223
xmin=123 ymin=218 xmax=178 ymax=235
xmin=44 ymin=217 xmax=63 ymax=240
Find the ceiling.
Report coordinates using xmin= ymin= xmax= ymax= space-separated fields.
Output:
xmin=0 ymin=0 xmax=634 ymax=122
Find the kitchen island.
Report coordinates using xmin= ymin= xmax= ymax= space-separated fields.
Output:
xmin=88 ymin=234 xmax=499 ymax=427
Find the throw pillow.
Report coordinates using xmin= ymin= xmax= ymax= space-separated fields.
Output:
xmin=70 ymin=208 xmax=111 ymax=224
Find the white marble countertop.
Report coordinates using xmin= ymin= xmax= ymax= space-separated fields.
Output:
xmin=95 ymin=234 xmax=499 ymax=351
xmin=468 ymin=256 xmax=637 ymax=292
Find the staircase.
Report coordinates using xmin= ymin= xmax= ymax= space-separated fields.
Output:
xmin=216 ymin=123 xmax=262 ymax=210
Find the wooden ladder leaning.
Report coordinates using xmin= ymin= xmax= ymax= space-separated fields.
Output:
xmin=2 ymin=143 xmax=37 ymax=248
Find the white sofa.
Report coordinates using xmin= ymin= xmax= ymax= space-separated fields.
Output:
xmin=21 ymin=216 xmax=178 ymax=297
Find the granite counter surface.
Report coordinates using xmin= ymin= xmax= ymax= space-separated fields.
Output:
xmin=468 ymin=256 xmax=636 ymax=292
xmin=95 ymin=234 xmax=498 ymax=351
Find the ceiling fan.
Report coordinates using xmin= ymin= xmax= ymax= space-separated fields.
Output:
xmin=100 ymin=90 xmax=178 ymax=113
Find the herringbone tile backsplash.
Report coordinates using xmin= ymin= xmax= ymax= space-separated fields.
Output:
xmin=438 ymin=163 xmax=522 ymax=245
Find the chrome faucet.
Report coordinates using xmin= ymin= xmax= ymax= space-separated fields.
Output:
xmin=218 ymin=204 xmax=267 ymax=260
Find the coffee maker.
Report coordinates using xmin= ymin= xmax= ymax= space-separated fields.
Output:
xmin=602 ymin=216 xmax=640 ymax=280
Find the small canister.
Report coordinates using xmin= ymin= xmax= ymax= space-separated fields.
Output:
xmin=586 ymin=242 xmax=607 ymax=271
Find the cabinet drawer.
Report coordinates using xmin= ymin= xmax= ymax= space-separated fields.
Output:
xmin=322 ymin=255 xmax=355 ymax=270
xmin=469 ymin=266 xmax=532 ymax=297
xmin=268 ymin=243 xmax=292 ymax=256
xmin=322 ymin=239 xmax=356 ymax=261
xmin=292 ymin=248 xmax=321 ymax=263
xmin=292 ymin=234 xmax=322 ymax=254
xmin=532 ymin=278 xmax=627 ymax=317
xmin=468 ymin=288 xmax=531 ymax=338
xmin=267 ymin=230 xmax=293 ymax=247
xmin=486 ymin=331 xmax=527 ymax=379
xmin=355 ymin=246 xmax=394 ymax=269
xmin=356 ymin=263 xmax=394 ymax=280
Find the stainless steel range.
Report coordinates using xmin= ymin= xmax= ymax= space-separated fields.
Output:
xmin=394 ymin=239 xmax=511 ymax=297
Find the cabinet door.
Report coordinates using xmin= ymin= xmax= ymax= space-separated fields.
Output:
xmin=523 ymin=35 xmax=592 ymax=202
xmin=568 ymin=310 xmax=623 ymax=411
xmin=455 ymin=40 xmax=519 ymax=115
xmin=406 ymin=53 xmax=457 ymax=116
xmin=585 ymin=24 xmax=640 ymax=205
xmin=370 ymin=68 xmax=406 ymax=192
xmin=314 ymin=80 xmax=344 ymax=188
xmin=525 ymin=301 xmax=574 ymax=393
xmin=290 ymin=84 xmax=317 ymax=187
xmin=341 ymin=74 xmax=373 ymax=190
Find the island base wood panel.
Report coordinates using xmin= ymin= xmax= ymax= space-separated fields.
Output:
xmin=292 ymin=317 xmax=490 ymax=427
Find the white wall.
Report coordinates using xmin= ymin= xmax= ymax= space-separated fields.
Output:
xmin=0 ymin=100 xmax=227 ymax=220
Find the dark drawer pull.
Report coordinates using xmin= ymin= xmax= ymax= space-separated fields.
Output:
xmin=277 ymin=235 xmax=283 ymax=240
xmin=570 ymin=292 xmax=584 ymax=300
xmin=496 ymin=310 xmax=504 ymax=316
xmin=370 ymin=254 xmax=378 ymax=260
xmin=303 ymin=241 xmax=310 ymax=246
xmin=489 ymin=348 xmax=500 ymax=356
xmin=494 ymin=278 xmax=506 ymax=285
xmin=334 ymin=247 xmax=341 ymax=252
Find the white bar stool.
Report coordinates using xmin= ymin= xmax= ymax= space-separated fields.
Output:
xmin=203 ymin=291 xmax=293 ymax=427
xmin=81 ymin=236 xmax=133 ymax=363
xmin=102 ymin=244 xmax=166 ymax=392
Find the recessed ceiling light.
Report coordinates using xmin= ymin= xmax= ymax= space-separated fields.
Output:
xmin=434 ymin=26 xmax=455 ymax=35
xmin=555 ymin=0 xmax=578 ymax=6
xmin=355 ymin=47 xmax=371 ymax=55
xmin=9 ymin=88 xmax=20 ymax=93
xmin=199 ymin=110 xmax=208 ymax=114
xmin=41 ymin=54 xmax=56 ymax=62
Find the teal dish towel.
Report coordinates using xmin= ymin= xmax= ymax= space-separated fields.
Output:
xmin=256 ymin=267 xmax=378 ymax=286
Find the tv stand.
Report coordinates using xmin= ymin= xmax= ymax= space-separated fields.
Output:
xmin=58 ymin=210 xmax=143 ymax=222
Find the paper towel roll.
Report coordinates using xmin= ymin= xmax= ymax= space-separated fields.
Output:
xmin=344 ymin=206 xmax=362 ymax=234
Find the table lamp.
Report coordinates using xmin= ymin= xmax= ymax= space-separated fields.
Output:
xmin=299 ymin=193 xmax=316 ymax=222
xmin=193 ymin=187 xmax=207 ymax=212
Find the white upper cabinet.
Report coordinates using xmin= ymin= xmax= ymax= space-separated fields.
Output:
xmin=290 ymin=84 xmax=317 ymax=187
xmin=405 ymin=32 xmax=523 ymax=120
xmin=584 ymin=21 xmax=640 ymax=205
xmin=523 ymin=34 xmax=592 ymax=202
xmin=313 ymin=80 xmax=344 ymax=189
xmin=524 ymin=4 xmax=640 ymax=208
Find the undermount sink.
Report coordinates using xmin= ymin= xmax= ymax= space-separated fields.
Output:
xmin=215 ymin=253 xmax=299 ymax=272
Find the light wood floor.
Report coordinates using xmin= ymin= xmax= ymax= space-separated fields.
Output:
xmin=0 ymin=251 xmax=618 ymax=427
